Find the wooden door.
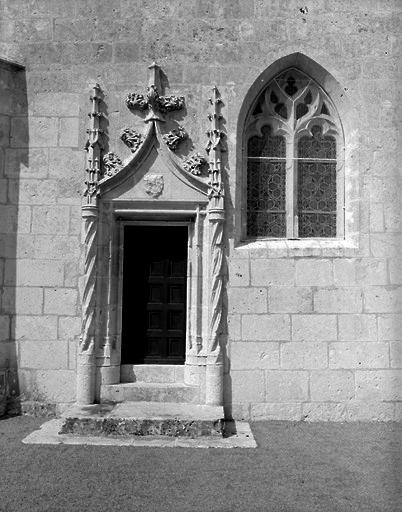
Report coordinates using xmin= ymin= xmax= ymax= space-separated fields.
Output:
xmin=121 ymin=225 xmax=187 ymax=364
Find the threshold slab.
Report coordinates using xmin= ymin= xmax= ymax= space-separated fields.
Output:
xmin=22 ymin=418 xmax=257 ymax=448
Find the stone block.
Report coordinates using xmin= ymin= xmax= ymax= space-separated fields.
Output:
xmin=32 ymin=206 xmax=70 ymax=234
xmin=0 ymin=205 xmax=17 ymax=233
xmin=292 ymin=314 xmax=337 ymax=342
xmin=58 ymin=118 xmax=79 ymax=148
xmin=228 ymin=287 xmax=267 ymax=314
xmin=0 ymin=179 xmax=6 ymax=203
xmin=250 ymin=403 xmax=302 ymax=421
xmin=390 ymin=342 xmax=402 ymax=368
xmin=310 ymin=370 xmax=354 ymax=401
xmin=389 ymin=258 xmax=402 ymax=285
xmin=113 ymin=43 xmax=141 ymax=63
xmin=230 ymin=342 xmax=279 ymax=370
xmin=0 ymin=315 xmax=10 ymax=342
xmin=378 ymin=314 xmax=402 ymax=341
xmin=58 ymin=316 xmax=81 ymax=341
xmin=5 ymin=147 xmax=48 ymax=179
xmin=333 ymin=259 xmax=357 ymax=286
xmin=355 ymin=370 xmax=402 ymax=401
xmin=302 ymin=402 xmax=348 ymax=422
xmin=356 ymin=259 xmax=388 ymax=285
xmin=44 ymin=288 xmax=78 ymax=315
xmin=338 ymin=314 xmax=377 ymax=341
xmin=364 ymin=286 xmax=402 ymax=313
xmin=228 ymin=259 xmax=249 ymax=286
xmin=19 ymin=339 xmax=68 ymax=369
xmin=242 ymin=314 xmax=290 ymax=341
xmin=346 ymin=401 xmax=395 ymax=422
xmin=0 ymin=114 xmax=10 ymax=147
xmin=265 ymin=371 xmax=308 ymax=402
xmin=7 ymin=259 xmax=64 ymax=286
xmin=11 ymin=117 xmax=58 ymax=148
xmin=314 ymin=288 xmax=363 ymax=313
xmin=268 ymin=286 xmax=312 ymax=313
xmin=0 ymin=204 xmax=30 ymax=234
xmin=14 ymin=315 xmax=58 ymax=341
xmin=370 ymin=233 xmax=402 ymax=258
xmin=1 ymin=286 xmax=43 ymax=314
xmin=280 ymin=342 xmax=328 ymax=369
xmin=329 ymin=342 xmax=389 ymax=369
xmin=64 ymin=260 xmax=81 ymax=287
xmin=250 ymin=259 xmax=294 ymax=286
xmin=34 ymin=235 xmax=80 ymax=261
xmin=369 ymin=202 xmax=384 ymax=232
xmin=227 ymin=314 xmax=241 ymax=340
xmin=230 ymin=370 xmax=265 ymax=403
xmin=11 ymin=179 xmax=59 ymax=205
xmin=31 ymin=93 xmax=80 ymax=117
xmin=295 ymin=259 xmax=333 ymax=286
xmin=28 ymin=369 xmax=76 ymax=402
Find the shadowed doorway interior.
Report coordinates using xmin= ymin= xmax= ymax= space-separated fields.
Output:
xmin=121 ymin=225 xmax=188 ymax=365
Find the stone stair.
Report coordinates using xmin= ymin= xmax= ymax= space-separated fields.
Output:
xmin=60 ymin=401 xmax=225 ymax=438
xmin=100 ymin=364 xmax=200 ymax=404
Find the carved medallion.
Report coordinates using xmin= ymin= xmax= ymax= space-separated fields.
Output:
xmin=144 ymin=174 xmax=164 ymax=198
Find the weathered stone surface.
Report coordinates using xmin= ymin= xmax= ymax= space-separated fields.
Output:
xmin=265 ymin=371 xmax=308 ymax=402
xmin=231 ymin=370 xmax=264 ymax=403
xmin=296 ymin=259 xmax=333 ymax=287
xmin=338 ymin=314 xmax=378 ymax=341
xmin=292 ymin=314 xmax=337 ymax=342
xmin=314 ymin=288 xmax=363 ymax=313
xmin=19 ymin=339 xmax=68 ymax=369
xmin=378 ymin=314 xmax=402 ymax=341
xmin=268 ymin=286 xmax=312 ymax=313
xmin=228 ymin=287 xmax=267 ymax=314
xmin=250 ymin=403 xmax=302 ymax=421
xmin=250 ymin=259 xmax=294 ymax=286
xmin=14 ymin=315 xmax=58 ymax=341
xmin=44 ymin=288 xmax=78 ymax=316
xmin=231 ymin=342 xmax=279 ymax=370
xmin=2 ymin=286 xmax=43 ymax=315
xmin=329 ymin=342 xmax=389 ymax=369
xmin=281 ymin=342 xmax=328 ymax=370
xmin=364 ymin=287 xmax=402 ymax=313
xmin=355 ymin=370 xmax=402 ymax=401
xmin=228 ymin=259 xmax=249 ymax=287
xmin=242 ymin=314 xmax=290 ymax=341
xmin=310 ymin=371 xmax=354 ymax=401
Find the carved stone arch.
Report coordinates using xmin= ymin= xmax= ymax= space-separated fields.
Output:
xmin=235 ymin=53 xmax=359 ymax=247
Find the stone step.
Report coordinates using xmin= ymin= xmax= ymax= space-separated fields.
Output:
xmin=100 ymin=382 xmax=199 ymax=403
xmin=120 ymin=364 xmax=184 ymax=384
xmin=60 ymin=401 xmax=225 ymax=438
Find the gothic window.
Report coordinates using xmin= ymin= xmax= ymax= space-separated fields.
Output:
xmin=245 ymin=68 xmax=343 ymax=239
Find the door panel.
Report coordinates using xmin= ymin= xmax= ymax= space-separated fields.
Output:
xmin=121 ymin=225 xmax=188 ymax=364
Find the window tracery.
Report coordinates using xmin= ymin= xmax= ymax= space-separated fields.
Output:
xmin=245 ymin=68 xmax=343 ymax=239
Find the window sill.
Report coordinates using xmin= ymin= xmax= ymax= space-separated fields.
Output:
xmin=234 ymin=238 xmax=359 ymax=258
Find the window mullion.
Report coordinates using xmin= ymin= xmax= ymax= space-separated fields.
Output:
xmin=286 ymin=137 xmax=295 ymax=238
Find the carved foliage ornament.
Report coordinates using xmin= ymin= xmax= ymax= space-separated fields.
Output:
xmin=120 ymin=128 xmax=143 ymax=152
xmin=126 ymin=86 xmax=185 ymax=116
xmin=103 ymin=152 xmax=123 ymax=178
xmin=162 ymin=126 xmax=187 ymax=151
xmin=183 ymin=153 xmax=207 ymax=176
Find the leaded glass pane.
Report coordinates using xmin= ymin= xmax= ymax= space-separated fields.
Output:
xmin=248 ymin=126 xmax=286 ymax=158
xmin=297 ymin=161 xmax=337 ymax=237
xmin=298 ymin=213 xmax=336 ymax=237
xmin=247 ymin=160 xmax=286 ymax=237
xmin=298 ymin=125 xmax=336 ymax=159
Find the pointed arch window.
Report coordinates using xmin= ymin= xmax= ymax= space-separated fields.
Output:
xmin=245 ymin=68 xmax=344 ymax=239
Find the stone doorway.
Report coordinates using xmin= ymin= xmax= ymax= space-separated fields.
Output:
xmin=121 ymin=224 xmax=188 ymax=365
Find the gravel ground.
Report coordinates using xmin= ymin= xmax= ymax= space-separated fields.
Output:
xmin=0 ymin=415 xmax=401 ymax=512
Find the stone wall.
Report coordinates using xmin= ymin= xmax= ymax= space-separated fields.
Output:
xmin=0 ymin=0 xmax=401 ymax=419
